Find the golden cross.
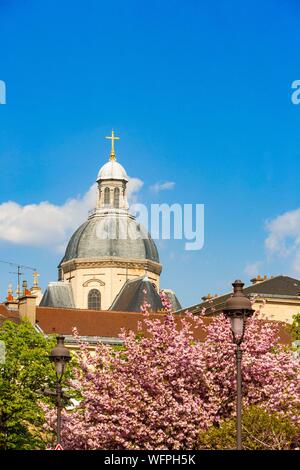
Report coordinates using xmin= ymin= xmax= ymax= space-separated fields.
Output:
xmin=105 ymin=130 xmax=120 ymax=161
xmin=33 ymin=271 xmax=40 ymax=287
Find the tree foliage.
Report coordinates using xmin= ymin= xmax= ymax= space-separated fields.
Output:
xmin=0 ymin=320 xmax=57 ymax=449
xmin=291 ymin=313 xmax=300 ymax=341
xmin=198 ymin=405 xmax=300 ymax=450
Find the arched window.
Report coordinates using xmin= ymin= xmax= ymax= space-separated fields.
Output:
xmin=88 ymin=289 xmax=101 ymax=310
xmin=114 ymin=187 xmax=120 ymax=208
xmin=104 ymin=187 xmax=110 ymax=206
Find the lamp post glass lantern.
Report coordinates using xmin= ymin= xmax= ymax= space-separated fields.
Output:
xmin=49 ymin=335 xmax=71 ymax=445
xmin=230 ymin=315 xmax=244 ymax=343
xmin=223 ymin=280 xmax=254 ymax=450
xmin=50 ymin=335 xmax=71 ymax=381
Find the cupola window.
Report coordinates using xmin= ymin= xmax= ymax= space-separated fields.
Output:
xmin=104 ymin=187 xmax=110 ymax=206
xmin=114 ymin=187 xmax=120 ymax=208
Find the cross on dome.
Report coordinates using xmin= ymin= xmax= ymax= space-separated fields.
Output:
xmin=33 ymin=271 xmax=40 ymax=287
xmin=105 ymin=130 xmax=120 ymax=161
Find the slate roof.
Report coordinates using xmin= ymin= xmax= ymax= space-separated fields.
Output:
xmin=109 ymin=276 xmax=163 ymax=312
xmin=163 ymin=289 xmax=182 ymax=312
xmin=176 ymin=275 xmax=300 ymax=316
xmin=40 ymin=282 xmax=75 ymax=308
xmin=59 ymin=214 xmax=160 ymax=265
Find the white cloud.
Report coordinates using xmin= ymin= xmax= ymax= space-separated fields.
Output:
xmin=244 ymin=261 xmax=262 ymax=278
xmin=265 ymin=207 xmax=300 ymax=273
xmin=265 ymin=208 xmax=300 ymax=256
xmin=127 ymin=177 xmax=144 ymax=202
xmin=150 ymin=181 xmax=175 ymax=193
xmin=0 ymin=177 xmax=143 ymax=252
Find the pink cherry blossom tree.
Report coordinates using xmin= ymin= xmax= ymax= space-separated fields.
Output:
xmin=43 ymin=305 xmax=300 ymax=450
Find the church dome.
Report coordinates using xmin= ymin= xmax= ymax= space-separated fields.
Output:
xmin=97 ymin=160 xmax=128 ymax=181
xmin=60 ymin=214 xmax=160 ymax=264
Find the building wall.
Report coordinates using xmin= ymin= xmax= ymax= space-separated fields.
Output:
xmin=253 ymin=298 xmax=300 ymax=324
xmin=61 ymin=259 xmax=161 ymax=310
xmin=31 ymin=287 xmax=43 ymax=306
xmin=202 ymin=298 xmax=300 ymax=324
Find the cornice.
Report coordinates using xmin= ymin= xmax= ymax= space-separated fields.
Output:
xmin=61 ymin=257 xmax=162 ymax=275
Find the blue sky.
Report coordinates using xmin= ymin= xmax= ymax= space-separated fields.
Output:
xmin=0 ymin=0 xmax=300 ymax=307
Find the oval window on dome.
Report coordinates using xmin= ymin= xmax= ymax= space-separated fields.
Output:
xmin=88 ymin=289 xmax=101 ymax=310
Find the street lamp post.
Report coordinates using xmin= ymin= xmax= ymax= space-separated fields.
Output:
xmin=223 ymin=280 xmax=254 ymax=451
xmin=49 ymin=335 xmax=71 ymax=446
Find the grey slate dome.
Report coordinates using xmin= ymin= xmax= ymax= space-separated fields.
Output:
xmin=60 ymin=214 xmax=160 ymax=264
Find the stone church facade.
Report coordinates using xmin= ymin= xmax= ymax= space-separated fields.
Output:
xmin=40 ymin=132 xmax=164 ymax=310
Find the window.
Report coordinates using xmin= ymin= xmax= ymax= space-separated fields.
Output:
xmin=104 ymin=187 xmax=110 ymax=205
xmin=114 ymin=187 xmax=120 ymax=208
xmin=88 ymin=289 xmax=101 ymax=310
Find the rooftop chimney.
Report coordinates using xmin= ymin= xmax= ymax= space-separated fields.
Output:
xmin=250 ymin=275 xmax=268 ymax=285
xmin=4 ymin=283 xmax=19 ymax=310
xmin=202 ymin=293 xmax=219 ymax=302
xmin=18 ymin=280 xmax=37 ymax=325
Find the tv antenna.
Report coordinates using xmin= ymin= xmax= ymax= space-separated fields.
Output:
xmin=0 ymin=260 xmax=36 ymax=297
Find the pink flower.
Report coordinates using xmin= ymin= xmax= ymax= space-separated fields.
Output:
xmin=43 ymin=310 xmax=300 ymax=450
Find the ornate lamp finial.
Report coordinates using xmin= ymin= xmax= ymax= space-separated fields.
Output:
xmin=33 ymin=271 xmax=40 ymax=287
xmin=105 ymin=130 xmax=120 ymax=161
